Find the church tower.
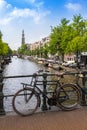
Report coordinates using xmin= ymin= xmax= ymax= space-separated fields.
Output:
xmin=21 ymin=30 xmax=25 ymax=45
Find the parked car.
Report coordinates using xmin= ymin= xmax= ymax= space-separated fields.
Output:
xmin=68 ymin=62 xmax=85 ymax=68
xmin=68 ymin=62 xmax=77 ymax=68
xmin=55 ymin=61 xmax=63 ymax=65
xmin=62 ymin=61 xmax=75 ymax=67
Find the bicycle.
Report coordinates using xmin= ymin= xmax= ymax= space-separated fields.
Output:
xmin=67 ymin=69 xmax=87 ymax=105
xmin=12 ymin=70 xmax=80 ymax=116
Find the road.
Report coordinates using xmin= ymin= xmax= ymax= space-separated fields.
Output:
xmin=0 ymin=107 xmax=87 ymax=130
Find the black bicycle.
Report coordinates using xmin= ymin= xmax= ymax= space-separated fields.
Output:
xmin=68 ymin=69 xmax=87 ymax=105
xmin=12 ymin=70 xmax=80 ymax=116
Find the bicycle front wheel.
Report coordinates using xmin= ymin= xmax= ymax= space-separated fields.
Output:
xmin=12 ymin=88 xmax=40 ymax=116
xmin=57 ymin=84 xmax=80 ymax=110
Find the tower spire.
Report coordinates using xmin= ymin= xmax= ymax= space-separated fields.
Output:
xmin=21 ymin=30 xmax=25 ymax=45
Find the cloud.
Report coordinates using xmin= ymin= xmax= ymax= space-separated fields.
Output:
xmin=65 ymin=2 xmax=81 ymax=11
xmin=0 ymin=0 xmax=7 ymax=8
xmin=25 ymin=0 xmax=36 ymax=4
xmin=0 ymin=0 xmax=50 ymax=25
xmin=0 ymin=0 xmax=11 ymax=10
xmin=0 ymin=0 xmax=12 ymax=24
xmin=0 ymin=18 xmax=12 ymax=25
xmin=8 ymin=7 xmax=50 ymax=24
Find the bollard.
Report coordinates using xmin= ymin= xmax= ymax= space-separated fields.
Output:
xmin=0 ymin=69 xmax=5 ymax=115
xmin=81 ymin=72 xmax=87 ymax=106
xmin=41 ymin=73 xmax=48 ymax=111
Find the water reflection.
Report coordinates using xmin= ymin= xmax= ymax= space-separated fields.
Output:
xmin=3 ymin=56 xmax=43 ymax=113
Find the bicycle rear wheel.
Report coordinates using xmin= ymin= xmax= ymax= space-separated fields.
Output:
xmin=12 ymin=88 xmax=40 ymax=116
xmin=57 ymin=84 xmax=80 ymax=110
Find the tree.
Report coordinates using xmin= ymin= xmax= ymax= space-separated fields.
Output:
xmin=49 ymin=18 xmax=70 ymax=61
xmin=18 ymin=44 xmax=27 ymax=54
xmin=43 ymin=43 xmax=49 ymax=58
xmin=0 ymin=30 xmax=12 ymax=56
xmin=72 ymin=14 xmax=85 ymax=35
xmin=68 ymin=14 xmax=87 ymax=55
xmin=49 ymin=26 xmax=62 ymax=55
xmin=2 ymin=43 xmax=12 ymax=56
xmin=0 ymin=31 xmax=2 ymax=41
xmin=49 ymin=15 xmax=87 ymax=62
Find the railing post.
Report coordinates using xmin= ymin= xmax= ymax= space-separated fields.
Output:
xmin=81 ymin=72 xmax=87 ymax=105
xmin=41 ymin=73 xmax=48 ymax=111
xmin=0 ymin=68 xmax=5 ymax=115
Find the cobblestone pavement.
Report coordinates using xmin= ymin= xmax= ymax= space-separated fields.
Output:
xmin=0 ymin=107 xmax=87 ymax=130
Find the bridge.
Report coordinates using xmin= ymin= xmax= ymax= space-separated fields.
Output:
xmin=0 ymin=107 xmax=87 ymax=130
xmin=0 ymin=70 xmax=87 ymax=115
xmin=0 ymin=68 xmax=87 ymax=129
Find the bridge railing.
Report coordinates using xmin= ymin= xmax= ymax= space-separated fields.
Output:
xmin=0 ymin=70 xmax=87 ymax=115
xmin=0 ymin=71 xmax=60 ymax=115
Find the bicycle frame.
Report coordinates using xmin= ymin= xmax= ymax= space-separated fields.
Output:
xmin=21 ymin=72 xmax=73 ymax=111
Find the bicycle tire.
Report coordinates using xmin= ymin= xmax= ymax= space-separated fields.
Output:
xmin=57 ymin=83 xmax=80 ymax=110
xmin=12 ymin=87 xmax=40 ymax=116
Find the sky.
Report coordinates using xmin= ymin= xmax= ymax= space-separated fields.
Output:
xmin=0 ymin=0 xmax=87 ymax=50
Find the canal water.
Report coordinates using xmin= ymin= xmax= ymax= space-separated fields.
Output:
xmin=3 ymin=56 xmax=44 ymax=113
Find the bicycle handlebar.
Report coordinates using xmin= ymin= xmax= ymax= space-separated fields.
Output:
xmin=32 ymin=69 xmax=50 ymax=77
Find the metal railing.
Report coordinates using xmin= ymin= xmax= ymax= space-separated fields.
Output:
xmin=0 ymin=70 xmax=87 ymax=115
xmin=0 ymin=71 xmax=60 ymax=115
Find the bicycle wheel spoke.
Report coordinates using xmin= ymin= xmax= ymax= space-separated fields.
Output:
xmin=12 ymin=88 xmax=39 ymax=116
xmin=57 ymin=84 xmax=80 ymax=110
